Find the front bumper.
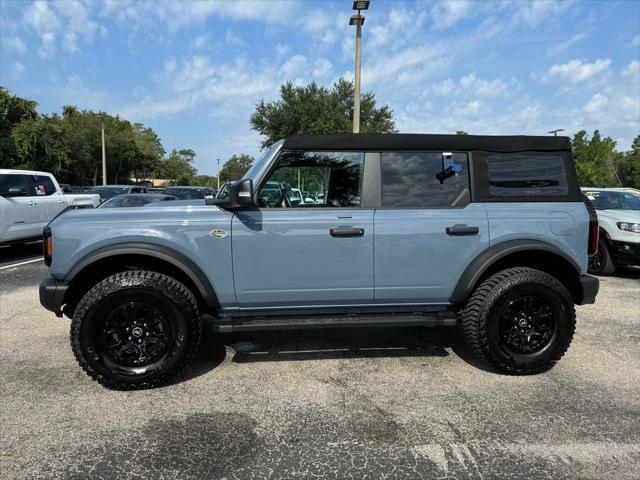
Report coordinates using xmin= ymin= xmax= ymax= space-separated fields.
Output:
xmin=39 ymin=276 xmax=68 ymax=317
xmin=610 ymin=240 xmax=640 ymax=267
xmin=577 ymin=274 xmax=599 ymax=305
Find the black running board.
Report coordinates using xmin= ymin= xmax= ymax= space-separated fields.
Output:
xmin=210 ymin=313 xmax=459 ymax=333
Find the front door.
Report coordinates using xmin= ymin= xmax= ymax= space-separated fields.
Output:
xmin=232 ymin=150 xmax=374 ymax=309
xmin=0 ymin=173 xmax=41 ymax=242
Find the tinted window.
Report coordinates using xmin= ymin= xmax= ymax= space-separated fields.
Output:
xmin=260 ymin=151 xmax=364 ymax=208
xmin=163 ymin=188 xmax=206 ymax=200
xmin=0 ymin=174 xmax=32 ymax=196
xmin=584 ymin=190 xmax=640 ymax=210
xmin=32 ymin=175 xmax=57 ymax=196
xmin=488 ymin=154 xmax=568 ymax=197
xmin=382 ymin=152 xmax=470 ymax=207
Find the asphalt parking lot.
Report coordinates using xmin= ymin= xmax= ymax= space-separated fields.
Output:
xmin=1 ymin=244 xmax=639 ymax=480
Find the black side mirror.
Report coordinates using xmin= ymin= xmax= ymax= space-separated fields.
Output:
xmin=226 ymin=179 xmax=254 ymax=208
xmin=5 ymin=187 xmax=27 ymax=197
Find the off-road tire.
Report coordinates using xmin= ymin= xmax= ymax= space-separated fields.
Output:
xmin=588 ymin=237 xmax=616 ymax=276
xmin=71 ymin=270 xmax=201 ymax=390
xmin=461 ymin=267 xmax=575 ymax=375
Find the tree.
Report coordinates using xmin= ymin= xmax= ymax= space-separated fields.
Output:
xmin=156 ymin=148 xmax=197 ymax=185
xmin=456 ymin=131 xmax=468 ymax=135
xmin=615 ymin=135 xmax=640 ymax=188
xmin=1 ymin=87 xmax=39 ymax=166
xmin=190 ymin=175 xmax=218 ymax=187
xmin=219 ymin=154 xmax=254 ymax=182
xmin=572 ymin=130 xmax=620 ymax=187
xmin=250 ymin=79 xmax=396 ymax=149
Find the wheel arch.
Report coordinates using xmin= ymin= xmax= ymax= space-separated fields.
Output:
xmin=451 ymin=240 xmax=583 ymax=305
xmin=62 ymin=243 xmax=219 ymax=317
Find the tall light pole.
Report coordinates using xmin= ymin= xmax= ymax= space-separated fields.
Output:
xmin=350 ymin=1 xmax=369 ymax=134
xmin=101 ymin=122 xmax=107 ymax=185
xmin=217 ymin=158 xmax=220 ymax=190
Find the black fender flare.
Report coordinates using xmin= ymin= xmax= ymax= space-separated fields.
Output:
xmin=65 ymin=243 xmax=220 ymax=309
xmin=450 ymin=239 xmax=581 ymax=303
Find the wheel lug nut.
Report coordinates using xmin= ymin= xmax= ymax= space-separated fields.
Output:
xmin=146 ymin=332 xmax=149 ymax=336
xmin=138 ymin=339 xmax=142 ymax=344
xmin=128 ymin=336 xmax=132 ymax=340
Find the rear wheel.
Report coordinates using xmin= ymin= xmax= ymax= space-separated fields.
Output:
xmin=588 ymin=237 xmax=616 ymax=276
xmin=71 ymin=270 xmax=201 ymax=389
xmin=462 ymin=267 xmax=575 ymax=375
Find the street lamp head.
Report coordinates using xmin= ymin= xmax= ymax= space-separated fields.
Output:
xmin=353 ymin=1 xmax=370 ymax=10
xmin=349 ymin=14 xmax=365 ymax=26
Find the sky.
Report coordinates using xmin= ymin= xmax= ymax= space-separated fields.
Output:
xmin=1 ymin=0 xmax=639 ymax=175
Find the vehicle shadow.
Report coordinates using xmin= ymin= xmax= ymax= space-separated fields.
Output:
xmin=614 ymin=266 xmax=640 ymax=279
xmin=177 ymin=321 xmax=497 ymax=383
xmin=0 ymin=241 xmax=42 ymax=262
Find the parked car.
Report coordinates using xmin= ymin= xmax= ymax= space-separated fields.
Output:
xmin=40 ymin=134 xmax=599 ymax=389
xmin=162 ymin=186 xmax=215 ymax=200
xmin=0 ymin=169 xmax=100 ymax=246
xmin=98 ymin=194 xmax=177 ymax=208
xmin=581 ymin=187 xmax=640 ymax=275
xmin=87 ymin=185 xmax=148 ymax=203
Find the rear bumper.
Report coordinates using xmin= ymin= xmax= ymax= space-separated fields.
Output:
xmin=577 ymin=274 xmax=599 ymax=305
xmin=39 ymin=276 xmax=68 ymax=317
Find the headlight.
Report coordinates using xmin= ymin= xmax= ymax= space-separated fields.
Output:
xmin=617 ymin=222 xmax=640 ymax=233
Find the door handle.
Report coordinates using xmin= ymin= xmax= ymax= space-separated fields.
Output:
xmin=28 ymin=201 xmax=37 ymax=206
xmin=446 ymin=225 xmax=479 ymax=236
xmin=57 ymin=200 xmax=66 ymax=204
xmin=330 ymin=227 xmax=364 ymax=237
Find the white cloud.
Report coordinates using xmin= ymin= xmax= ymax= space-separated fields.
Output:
xmin=431 ymin=0 xmax=471 ymax=30
xmin=511 ymin=0 xmax=574 ymax=28
xmin=312 ymin=58 xmax=332 ymax=79
xmin=275 ymin=43 xmax=290 ymax=57
xmin=102 ymin=0 xmax=299 ymax=32
xmin=194 ymin=35 xmax=207 ymax=49
xmin=2 ymin=36 xmax=28 ymax=55
xmin=459 ymin=73 xmax=515 ymax=97
xmin=280 ymin=54 xmax=307 ymax=79
xmin=546 ymin=31 xmax=590 ymax=56
xmin=225 ymin=30 xmax=243 ymax=47
xmin=622 ymin=60 xmax=640 ymax=83
xmin=628 ymin=34 xmax=640 ymax=48
xmin=543 ymin=58 xmax=612 ymax=84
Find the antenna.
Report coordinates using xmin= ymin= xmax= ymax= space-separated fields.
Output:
xmin=547 ymin=129 xmax=565 ymax=136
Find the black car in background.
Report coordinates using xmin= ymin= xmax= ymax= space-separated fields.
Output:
xmin=162 ymin=186 xmax=215 ymax=200
xmin=87 ymin=185 xmax=148 ymax=202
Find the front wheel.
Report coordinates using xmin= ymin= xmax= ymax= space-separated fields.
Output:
xmin=461 ymin=267 xmax=575 ymax=375
xmin=71 ymin=271 xmax=201 ymax=389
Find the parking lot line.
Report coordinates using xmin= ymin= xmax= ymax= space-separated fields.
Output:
xmin=0 ymin=258 xmax=43 ymax=270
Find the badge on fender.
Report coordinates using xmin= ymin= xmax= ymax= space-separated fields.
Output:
xmin=210 ymin=229 xmax=228 ymax=238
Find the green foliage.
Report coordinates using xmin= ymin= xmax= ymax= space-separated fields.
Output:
xmin=219 ymin=154 xmax=254 ymax=182
xmin=615 ymin=135 xmax=640 ymax=188
xmin=456 ymin=131 xmax=468 ymax=135
xmin=156 ymin=149 xmax=197 ymax=185
xmin=250 ymin=79 xmax=396 ymax=148
xmin=0 ymin=87 xmax=38 ymax=165
xmin=190 ymin=175 xmax=218 ymax=187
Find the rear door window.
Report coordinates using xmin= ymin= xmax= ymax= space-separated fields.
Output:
xmin=381 ymin=152 xmax=470 ymax=208
xmin=31 ymin=175 xmax=57 ymax=196
xmin=487 ymin=154 xmax=568 ymax=197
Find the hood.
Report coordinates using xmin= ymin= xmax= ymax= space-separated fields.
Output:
xmin=596 ymin=209 xmax=640 ymax=223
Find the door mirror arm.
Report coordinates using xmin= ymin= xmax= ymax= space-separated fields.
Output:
xmin=216 ymin=179 xmax=255 ymax=210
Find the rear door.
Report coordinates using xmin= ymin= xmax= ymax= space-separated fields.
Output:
xmin=374 ymin=151 xmax=489 ymax=304
xmin=30 ymin=174 xmax=67 ymax=223
xmin=232 ymin=150 xmax=374 ymax=308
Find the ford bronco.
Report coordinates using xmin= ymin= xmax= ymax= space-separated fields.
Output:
xmin=39 ymin=134 xmax=599 ymax=389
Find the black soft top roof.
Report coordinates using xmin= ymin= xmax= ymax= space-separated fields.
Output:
xmin=282 ymin=134 xmax=571 ymax=153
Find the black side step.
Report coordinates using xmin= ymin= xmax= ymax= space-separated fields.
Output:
xmin=210 ymin=313 xmax=459 ymax=333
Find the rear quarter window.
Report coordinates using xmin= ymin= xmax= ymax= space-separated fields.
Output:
xmin=487 ymin=154 xmax=568 ymax=197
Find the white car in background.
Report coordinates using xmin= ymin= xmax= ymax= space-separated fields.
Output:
xmin=582 ymin=187 xmax=640 ymax=275
xmin=0 ymin=169 xmax=100 ymax=246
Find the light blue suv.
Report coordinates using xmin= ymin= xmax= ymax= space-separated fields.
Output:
xmin=40 ymin=134 xmax=600 ymax=389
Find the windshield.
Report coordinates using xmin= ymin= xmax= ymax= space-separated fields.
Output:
xmin=241 ymin=141 xmax=283 ymax=181
xmin=163 ymin=188 xmax=206 ymax=200
xmin=88 ymin=187 xmax=129 ymax=200
xmin=584 ymin=190 xmax=640 ymax=210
